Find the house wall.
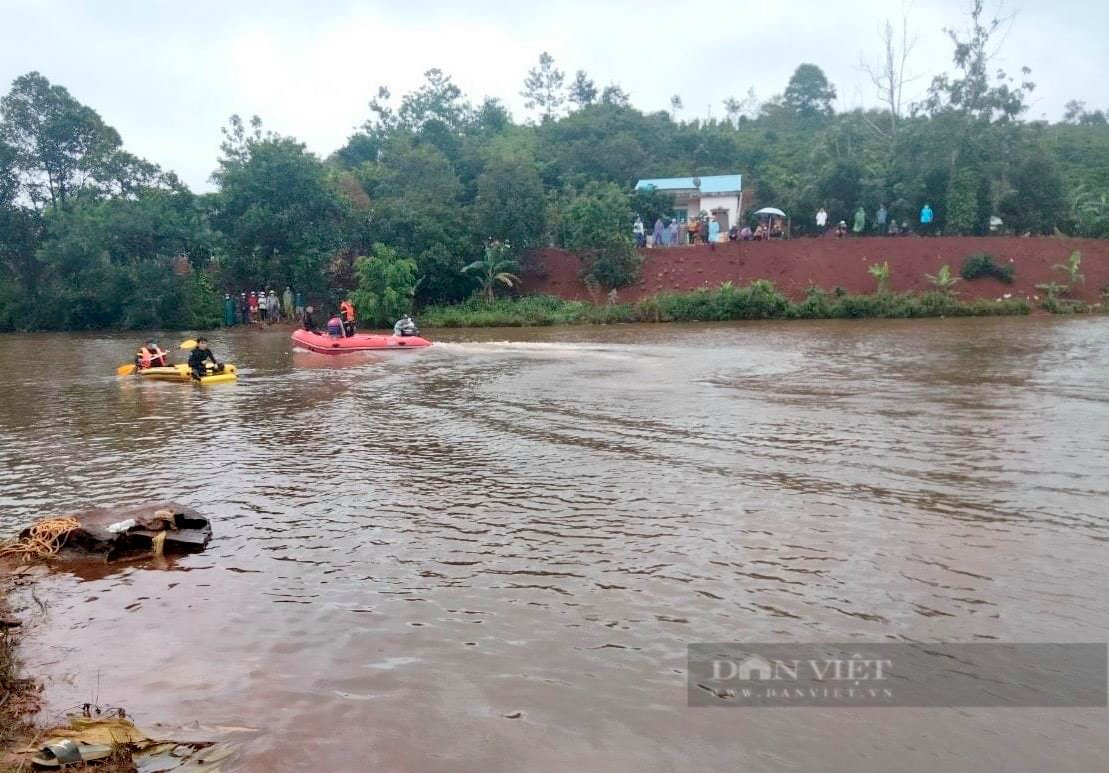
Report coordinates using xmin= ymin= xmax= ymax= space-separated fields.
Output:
xmin=699 ymin=194 xmax=742 ymax=235
xmin=665 ymin=191 xmax=742 ymax=235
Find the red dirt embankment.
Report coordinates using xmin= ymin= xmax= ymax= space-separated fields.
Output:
xmin=522 ymin=237 xmax=1109 ymax=304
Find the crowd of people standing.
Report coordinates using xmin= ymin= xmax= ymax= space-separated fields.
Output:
xmin=222 ymin=287 xmax=306 ymax=326
xmin=634 ymin=213 xmax=731 ymax=248
xmin=817 ymin=203 xmax=936 ymax=238
xmin=633 ymin=202 xmax=942 ymax=247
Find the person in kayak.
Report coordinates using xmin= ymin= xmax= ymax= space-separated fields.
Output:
xmin=393 ymin=314 xmax=419 ymax=337
xmin=302 ymin=305 xmax=319 ymax=333
xmin=339 ymin=299 xmax=356 ymax=337
xmin=187 ymin=337 xmax=224 ymax=381
xmin=326 ymin=311 xmax=344 ymax=338
xmin=134 ymin=339 xmax=169 ymax=370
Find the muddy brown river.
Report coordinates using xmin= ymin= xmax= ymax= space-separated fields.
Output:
xmin=2 ymin=318 xmax=1107 ymax=772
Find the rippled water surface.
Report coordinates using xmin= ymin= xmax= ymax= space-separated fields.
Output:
xmin=2 ymin=318 xmax=1108 ymax=772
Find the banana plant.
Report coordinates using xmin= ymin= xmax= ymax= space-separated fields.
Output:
xmin=925 ymin=264 xmax=960 ymax=293
xmin=1053 ymin=251 xmax=1084 ymax=288
xmin=463 ymin=241 xmax=522 ymax=302
xmin=868 ymin=261 xmax=892 ymax=294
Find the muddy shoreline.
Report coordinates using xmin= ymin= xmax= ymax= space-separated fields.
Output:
xmin=1 ymin=564 xmax=42 ymax=771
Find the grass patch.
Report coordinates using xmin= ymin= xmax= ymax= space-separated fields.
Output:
xmin=421 ymin=282 xmax=1031 ymax=328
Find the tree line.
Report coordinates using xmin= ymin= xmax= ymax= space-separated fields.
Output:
xmin=1 ymin=0 xmax=1107 ymax=330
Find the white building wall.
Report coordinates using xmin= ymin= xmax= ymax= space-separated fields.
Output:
xmin=698 ymin=194 xmax=742 ymax=236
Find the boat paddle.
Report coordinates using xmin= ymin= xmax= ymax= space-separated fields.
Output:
xmin=116 ymin=363 xmax=136 ymax=376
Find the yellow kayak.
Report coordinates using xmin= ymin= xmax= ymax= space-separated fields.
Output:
xmin=136 ymin=364 xmax=238 ymax=385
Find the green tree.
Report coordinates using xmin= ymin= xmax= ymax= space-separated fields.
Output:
xmin=557 ymin=181 xmax=641 ymax=288
xmin=945 ymin=166 xmax=982 ymax=234
xmin=631 ymin=187 xmax=676 ymax=226
xmin=521 ymin=52 xmax=565 ymax=121
xmin=0 ymin=71 xmax=123 ymax=206
xmin=352 ymin=243 xmax=419 ymax=326
xmin=783 ymin=64 xmax=837 ymax=119
xmin=212 ymin=117 xmax=346 ymax=293
xmin=361 ymin=137 xmax=469 ymax=303
xmin=568 ymin=70 xmax=597 ymax=109
xmin=600 ymin=84 xmax=631 ymax=107
xmin=1000 ymin=152 xmax=1065 ymax=234
xmin=473 ymin=141 xmax=546 ymax=251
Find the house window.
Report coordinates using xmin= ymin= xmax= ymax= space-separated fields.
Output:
xmin=673 ymin=207 xmax=688 ymax=223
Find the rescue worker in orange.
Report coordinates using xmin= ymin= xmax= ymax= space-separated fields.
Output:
xmin=339 ymin=299 xmax=356 ymax=337
xmin=134 ymin=339 xmax=169 ymax=370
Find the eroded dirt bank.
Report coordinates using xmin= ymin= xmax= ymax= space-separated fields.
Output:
xmin=522 ymin=236 xmax=1109 ymax=303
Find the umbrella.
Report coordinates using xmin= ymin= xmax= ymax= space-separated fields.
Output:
xmin=754 ymin=207 xmax=786 ymax=217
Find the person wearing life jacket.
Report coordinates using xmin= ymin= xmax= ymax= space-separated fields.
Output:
xmin=339 ymin=299 xmax=356 ymax=337
xmin=134 ymin=339 xmax=169 ymax=370
xmin=393 ymin=314 xmax=418 ymax=337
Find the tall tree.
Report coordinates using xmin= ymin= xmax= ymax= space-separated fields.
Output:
xmin=568 ymin=70 xmax=598 ymax=109
xmin=0 ymin=71 xmax=122 ymax=207
xmin=557 ymin=181 xmax=640 ymax=288
xmin=923 ymin=0 xmax=1035 ymax=232
xmin=859 ymin=6 xmax=920 ymax=140
xmin=600 ymin=84 xmax=631 ymax=108
xmin=669 ymin=94 xmax=683 ymax=120
xmin=521 ymin=52 xmax=566 ymax=121
xmin=212 ymin=116 xmax=346 ymax=292
xmin=783 ymin=64 xmax=837 ymax=119
xmin=473 ymin=144 xmax=546 ymax=252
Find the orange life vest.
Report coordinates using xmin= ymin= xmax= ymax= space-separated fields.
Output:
xmin=138 ymin=346 xmax=167 ymax=368
xmin=340 ymin=301 xmax=355 ymax=322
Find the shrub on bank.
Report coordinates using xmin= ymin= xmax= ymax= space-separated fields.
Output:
xmin=961 ymin=253 xmax=1015 ymax=283
xmin=421 ymin=281 xmax=1031 ymax=327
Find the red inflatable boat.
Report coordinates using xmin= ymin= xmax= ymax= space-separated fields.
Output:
xmin=291 ymin=329 xmax=433 ymax=354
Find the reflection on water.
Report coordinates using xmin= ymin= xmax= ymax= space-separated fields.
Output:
xmin=2 ymin=318 xmax=1108 ymax=772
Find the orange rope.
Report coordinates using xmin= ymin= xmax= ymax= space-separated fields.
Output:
xmin=0 ymin=516 xmax=81 ymax=560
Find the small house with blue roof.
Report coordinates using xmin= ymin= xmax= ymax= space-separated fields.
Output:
xmin=634 ymin=174 xmax=743 ymax=235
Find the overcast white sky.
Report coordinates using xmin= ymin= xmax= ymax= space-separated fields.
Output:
xmin=2 ymin=0 xmax=1105 ymax=191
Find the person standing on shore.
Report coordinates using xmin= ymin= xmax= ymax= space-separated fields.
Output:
xmin=920 ymin=203 xmax=934 ymax=235
xmin=652 ymin=218 xmax=664 ymax=248
xmin=248 ymin=291 xmax=259 ymax=323
xmin=708 ymin=216 xmax=720 ymax=245
xmin=239 ymin=292 xmax=249 ymax=325
xmin=815 ymin=207 xmax=828 ymax=233
xmin=267 ymin=290 xmax=280 ymax=323
xmin=668 ymin=219 xmax=679 ymax=246
xmin=223 ymin=294 xmax=235 ymax=326
xmin=283 ymin=287 xmax=294 ymax=319
xmin=294 ymin=290 xmax=305 ymax=320
xmin=852 ymin=206 xmax=866 ymax=235
xmin=633 ymin=216 xmax=645 ymax=248
xmin=876 ymin=204 xmax=888 ymax=235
